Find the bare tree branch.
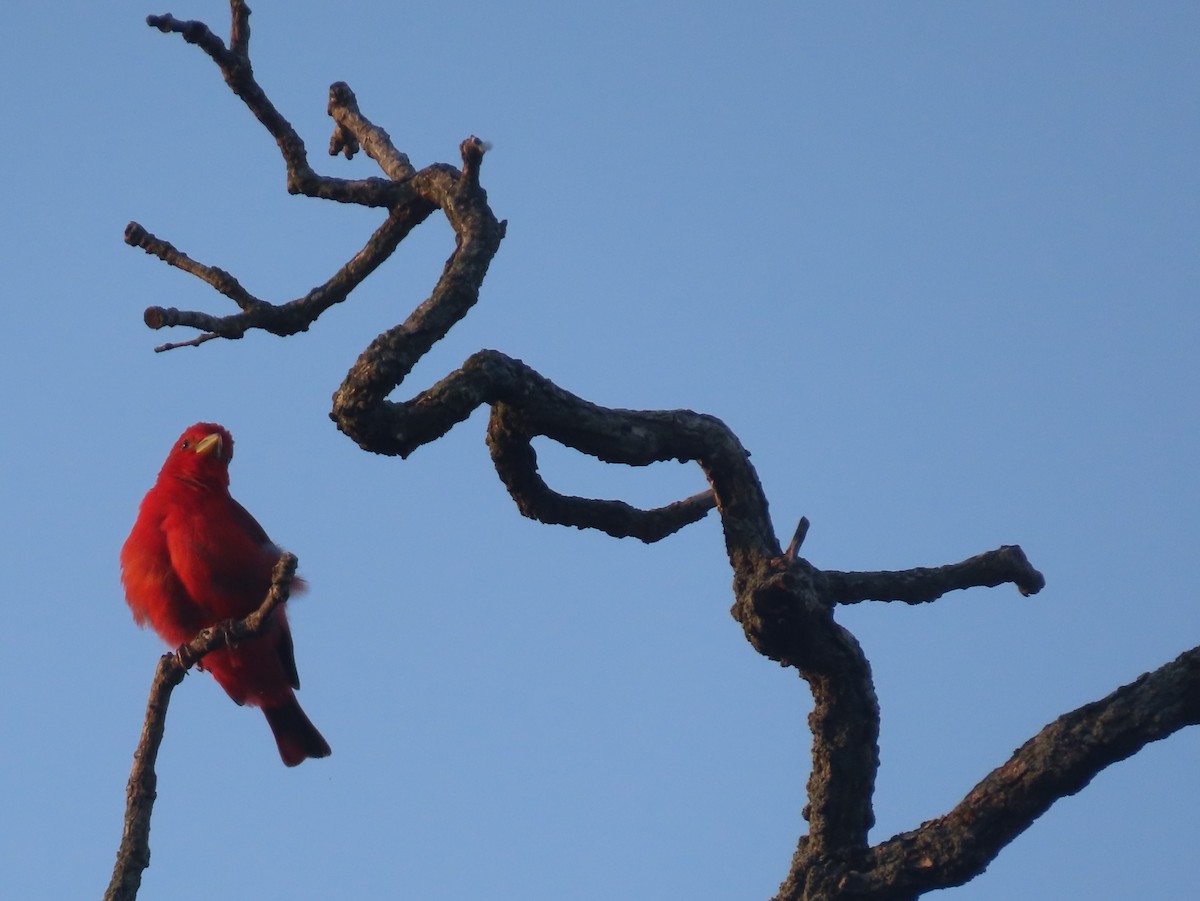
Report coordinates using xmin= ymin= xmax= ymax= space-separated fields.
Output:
xmin=124 ymin=222 xmax=264 ymax=314
xmin=853 ymin=644 xmax=1200 ymax=900
xmin=337 ymin=347 xmax=774 ymax=563
xmin=130 ymin=201 xmax=430 ymax=351
xmin=104 ymin=553 xmax=299 ymax=901
xmin=146 ymin=8 xmax=316 ymax=198
xmin=327 ymin=81 xmax=415 ymax=178
xmin=123 ymin=5 xmax=1196 ymax=900
xmin=819 ymin=545 xmax=1046 ymax=606
xmin=228 ymin=0 xmax=250 ymax=59
xmin=729 ymin=562 xmax=881 ymax=899
xmin=488 ymin=400 xmax=717 ymax=541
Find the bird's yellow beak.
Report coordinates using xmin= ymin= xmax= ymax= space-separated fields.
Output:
xmin=194 ymin=433 xmax=222 ymax=457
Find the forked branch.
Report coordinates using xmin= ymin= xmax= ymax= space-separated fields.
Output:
xmin=104 ymin=553 xmax=299 ymax=901
xmin=124 ymin=5 xmax=1195 ymax=901
xmin=856 ymin=645 xmax=1200 ymax=899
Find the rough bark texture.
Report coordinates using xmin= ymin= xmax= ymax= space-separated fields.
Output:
xmin=115 ymin=4 xmax=1198 ymax=899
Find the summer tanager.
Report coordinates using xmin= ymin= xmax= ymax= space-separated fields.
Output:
xmin=120 ymin=423 xmax=330 ymax=766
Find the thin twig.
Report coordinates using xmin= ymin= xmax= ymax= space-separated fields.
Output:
xmin=785 ymin=516 xmax=810 ymax=560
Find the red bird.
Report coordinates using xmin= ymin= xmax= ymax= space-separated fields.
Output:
xmin=121 ymin=423 xmax=330 ymax=766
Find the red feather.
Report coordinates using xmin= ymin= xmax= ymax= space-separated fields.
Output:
xmin=121 ymin=423 xmax=330 ymax=766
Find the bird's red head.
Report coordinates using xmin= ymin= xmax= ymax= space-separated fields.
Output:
xmin=159 ymin=422 xmax=235 ymax=488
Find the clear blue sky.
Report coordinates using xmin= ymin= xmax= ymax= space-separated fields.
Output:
xmin=3 ymin=2 xmax=1197 ymax=899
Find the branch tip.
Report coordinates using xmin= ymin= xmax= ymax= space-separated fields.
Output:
xmin=460 ymin=135 xmax=491 ymax=185
xmin=144 ymin=307 xmax=167 ymax=329
xmin=823 ymin=544 xmax=1047 ymax=606
xmin=1017 ymin=571 xmax=1046 ymax=597
xmin=326 ymin=83 xmax=359 ymax=159
xmin=328 ymin=80 xmax=355 ymax=110
xmin=230 ymin=0 xmax=251 ymax=56
xmin=786 ymin=516 xmax=810 ymax=560
xmin=1005 ymin=544 xmax=1045 ymax=596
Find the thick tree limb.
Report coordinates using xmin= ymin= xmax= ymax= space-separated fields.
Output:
xmin=338 ymin=346 xmax=775 ymax=565
xmin=125 ymin=6 xmax=1195 ymax=901
xmin=850 ymin=644 xmax=1200 ymax=900
xmin=801 ymin=623 xmax=880 ymax=855
xmin=104 ymin=554 xmax=299 ymax=901
xmin=732 ymin=545 xmax=1043 ymax=900
xmin=730 ymin=563 xmax=881 ymax=898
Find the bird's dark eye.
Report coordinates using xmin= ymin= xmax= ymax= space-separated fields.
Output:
xmin=180 ymin=439 xmax=190 ymax=450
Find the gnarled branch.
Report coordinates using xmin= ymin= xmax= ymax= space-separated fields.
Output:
xmin=124 ymin=5 xmax=1195 ymax=900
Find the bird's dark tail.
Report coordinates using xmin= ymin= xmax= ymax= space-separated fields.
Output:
xmin=262 ymin=695 xmax=331 ymax=767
